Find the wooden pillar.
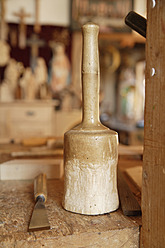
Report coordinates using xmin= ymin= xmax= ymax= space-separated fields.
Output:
xmin=142 ymin=0 xmax=165 ymax=247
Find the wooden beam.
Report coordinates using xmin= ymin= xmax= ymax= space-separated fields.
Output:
xmin=142 ymin=0 xmax=165 ymax=247
xmin=118 ymin=169 xmax=141 ymax=216
xmin=34 ymin=0 xmax=41 ymax=33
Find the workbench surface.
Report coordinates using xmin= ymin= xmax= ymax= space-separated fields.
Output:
xmin=0 ymin=142 xmax=142 ymax=247
xmin=0 ymin=178 xmax=140 ymax=248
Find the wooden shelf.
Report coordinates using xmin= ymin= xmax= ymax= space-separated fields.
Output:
xmin=0 ymin=101 xmax=81 ymax=139
xmin=99 ymin=32 xmax=146 ymax=46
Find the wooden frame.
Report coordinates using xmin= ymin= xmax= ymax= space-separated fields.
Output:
xmin=142 ymin=0 xmax=165 ymax=247
xmin=71 ymin=0 xmax=133 ymax=32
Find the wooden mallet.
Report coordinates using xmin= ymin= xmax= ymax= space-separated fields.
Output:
xmin=63 ymin=23 xmax=119 ymax=215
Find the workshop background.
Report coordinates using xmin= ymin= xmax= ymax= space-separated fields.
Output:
xmin=0 ymin=0 xmax=146 ymax=145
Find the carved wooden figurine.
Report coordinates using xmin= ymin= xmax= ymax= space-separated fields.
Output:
xmin=49 ymin=42 xmax=71 ymax=94
xmin=63 ymin=23 xmax=119 ymax=215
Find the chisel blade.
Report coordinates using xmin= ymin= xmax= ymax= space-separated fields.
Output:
xmin=28 ymin=198 xmax=50 ymax=232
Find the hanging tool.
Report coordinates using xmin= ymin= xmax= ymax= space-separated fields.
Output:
xmin=125 ymin=11 xmax=147 ymax=38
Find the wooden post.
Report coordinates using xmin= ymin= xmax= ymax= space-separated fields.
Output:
xmin=0 ymin=0 xmax=8 ymax=41
xmin=34 ymin=0 xmax=41 ymax=33
xmin=0 ymin=0 xmax=10 ymax=67
xmin=142 ymin=0 xmax=165 ymax=247
xmin=13 ymin=8 xmax=31 ymax=49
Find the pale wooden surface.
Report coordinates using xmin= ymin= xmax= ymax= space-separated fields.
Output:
xmin=118 ymin=145 xmax=143 ymax=156
xmin=119 ymin=159 xmax=142 ymax=208
xmin=0 ymin=142 xmax=142 ymax=162
xmin=118 ymin=170 xmax=141 ymax=216
xmin=0 ymin=158 xmax=63 ymax=180
xmin=142 ymin=1 xmax=165 ymax=247
xmin=54 ymin=110 xmax=81 ymax=135
xmin=125 ymin=166 xmax=142 ymax=191
xmin=0 ymin=143 xmax=142 ymax=246
xmin=0 ymin=101 xmax=81 ymax=139
xmin=0 ymin=101 xmax=57 ymax=139
xmin=0 ymin=178 xmax=140 ymax=248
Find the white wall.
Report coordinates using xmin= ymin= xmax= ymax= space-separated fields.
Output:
xmin=5 ymin=0 xmax=146 ymax=27
xmin=134 ymin=0 xmax=146 ymax=17
xmin=5 ymin=0 xmax=70 ymax=26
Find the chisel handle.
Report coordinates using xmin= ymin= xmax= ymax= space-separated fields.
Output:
xmin=34 ymin=173 xmax=47 ymax=202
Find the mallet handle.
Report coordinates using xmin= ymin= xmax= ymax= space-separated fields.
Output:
xmin=81 ymin=23 xmax=100 ymax=127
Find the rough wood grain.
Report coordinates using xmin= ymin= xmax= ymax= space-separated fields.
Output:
xmin=118 ymin=145 xmax=143 ymax=156
xmin=142 ymin=1 xmax=165 ymax=247
xmin=125 ymin=166 xmax=142 ymax=191
xmin=0 ymin=179 xmax=140 ymax=247
xmin=118 ymin=170 xmax=141 ymax=216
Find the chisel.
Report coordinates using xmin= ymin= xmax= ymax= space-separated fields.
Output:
xmin=28 ymin=173 xmax=50 ymax=232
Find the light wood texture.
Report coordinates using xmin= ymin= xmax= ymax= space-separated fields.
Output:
xmin=21 ymin=136 xmax=63 ymax=148
xmin=0 ymin=0 xmax=10 ymax=67
xmin=0 ymin=101 xmax=57 ymax=138
xmin=21 ymin=137 xmax=48 ymax=147
xmin=118 ymin=169 xmax=141 ymax=216
xmin=118 ymin=158 xmax=143 ymax=172
xmin=142 ymin=1 xmax=165 ymax=247
xmin=54 ymin=110 xmax=81 ymax=135
xmin=71 ymin=32 xmax=82 ymax=93
xmin=125 ymin=166 xmax=142 ymax=191
xmin=0 ymin=0 xmax=5 ymax=40
xmin=118 ymin=145 xmax=143 ymax=156
xmin=34 ymin=173 xmax=47 ymax=202
xmin=0 ymin=101 xmax=81 ymax=139
xmin=0 ymin=0 xmax=8 ymax=41
xmin=11 ymin=149 xmax=63 ymax=158
xmin=99 ymin=32 xmax=145 ymax=46
xmin=0 ymin=179 xmax=140 ymax=247
xmin=118 ymin=159 xmax=142 ymax=209
xmin=34 ymin=0 xmax=41 ymax=33
xmin=0 ymin=159 xmax=63 ymax=180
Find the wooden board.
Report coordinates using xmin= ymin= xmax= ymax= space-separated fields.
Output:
xmin=0 ymin=179 xmax=140 ymax=247
xmin=118 ymin=145 xmax=143 ymax=156
xmin=125 ymin=166 xmax=142 ymax=191
xmin=142 ymin=1 xmax=165 ymax=247
xmin=0 ymin=102 xmax=82 ymax=139
xmin=0 ymin=159 xmax=63 ymax=180
xmin=118 ymin=170 xmax=141 ymax=216
xmin=118 ymin=159 xmax=143 ymax=172
xmin=11 ymin=149 xmax=63 ymax=158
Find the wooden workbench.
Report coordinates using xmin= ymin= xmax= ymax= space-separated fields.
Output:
xmin=0 ymin=142 xmax=142 ymax=247
xmin=0 ymin=178 xmax=140 ymax=248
